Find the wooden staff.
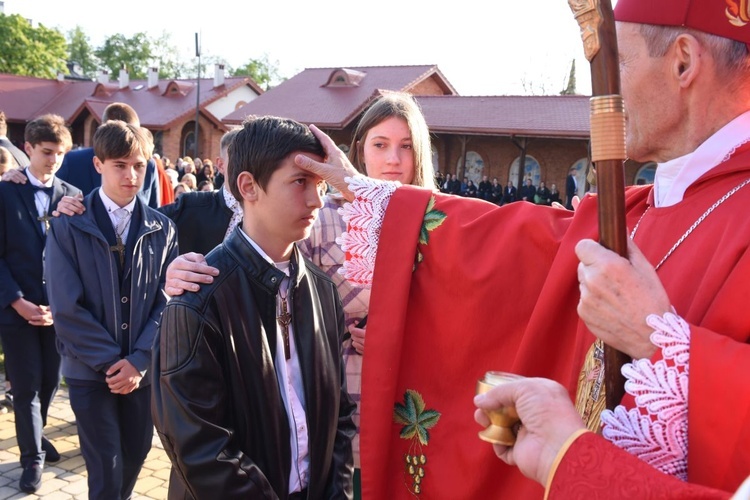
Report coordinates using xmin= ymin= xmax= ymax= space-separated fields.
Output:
xmin=568 ymin=0 xmax=630 ymax=410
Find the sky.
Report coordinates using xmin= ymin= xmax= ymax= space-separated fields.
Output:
xmin=5 ymin=0 xmax=611 ymax=96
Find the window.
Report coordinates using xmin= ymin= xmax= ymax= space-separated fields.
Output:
xmin=635 ymin=162 xmax=657 ymax=185
xmin=457 ymin=151 xmax=485 ymax=183
xmin=569 ymin=158 xmax=591 ymax=196
xmin=510 ymin=155 xmax=541 ymax=186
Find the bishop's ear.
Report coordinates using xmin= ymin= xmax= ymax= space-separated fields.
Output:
xmin=672 ymin=33 xmax=702 ymax=88
xmin=236 ymin=171 xmax=259 ymax=201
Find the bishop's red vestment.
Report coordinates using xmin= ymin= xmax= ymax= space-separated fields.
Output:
xmin=352 ymin=144 xmax=750 ymax=498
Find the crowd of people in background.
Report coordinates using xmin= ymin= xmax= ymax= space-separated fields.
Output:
xmin=435 ymin=171 xmax=561 ymax=206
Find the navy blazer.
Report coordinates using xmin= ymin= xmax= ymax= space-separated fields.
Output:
xmin=57 ymin=147 xmax=159 ymax=208
xmin=0 ymin=174 xmax=81 ymax=326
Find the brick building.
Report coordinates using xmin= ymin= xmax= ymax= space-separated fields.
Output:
xmin=1 ymin=64 xmax=653 ymax=194
xmin=0 ymin=65 xmax=263 ymax=163
xmin=224 ymin=65 xmax=652 ymax=196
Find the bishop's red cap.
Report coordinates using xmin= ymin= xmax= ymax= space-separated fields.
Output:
xmin=614 ymin=0 xmax=750 ymax=45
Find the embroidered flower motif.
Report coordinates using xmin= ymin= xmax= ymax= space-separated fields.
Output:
xmin=393 ymin=390 xmax=441 ymax=496
xmin=414 ymin=196 xmax=446 ymax=269
xmin=601 ymin=312 xmax=690 ymax=480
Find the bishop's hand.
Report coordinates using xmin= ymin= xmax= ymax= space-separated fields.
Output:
xmin=295 ymin=124 xmax=361 ymax=202
xmin=575 ymin=238 xmax=671 ymax=359
xmin=474 ymin=377 xmax=585 ymax=486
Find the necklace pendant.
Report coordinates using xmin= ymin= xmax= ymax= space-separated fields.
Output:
xmin=110 ymin=236 xmax=126 ymax=267
xmin=277 ymin=297 xmax=292 ymax=360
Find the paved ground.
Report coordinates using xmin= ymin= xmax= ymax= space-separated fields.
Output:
xmin=0 ymin=377 xmax=171 ymax=500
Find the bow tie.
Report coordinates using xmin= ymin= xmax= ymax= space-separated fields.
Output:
xmin=32 ymin=185 xmax=54 ymax=197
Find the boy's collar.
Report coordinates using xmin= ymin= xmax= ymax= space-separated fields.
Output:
xmin=24 ymin=167 xmax=54 ymax=187
xmin=235 ymin=227 xmax=305 ymax=286
xmin=98 ymin=188 xmax=137 ymax=213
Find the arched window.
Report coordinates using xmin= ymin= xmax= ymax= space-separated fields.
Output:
xmin=457 ymin=151 xmax=484 ymax=183
xmin=635 ymin=162 xmax=657 ymax=185
xmin=182 ymin=130 xmax=196 ymax=158
xmin=569 ymin=158 xmax=591 ymax=197
xmin=510 ymin=155 xmax=541 ymax=186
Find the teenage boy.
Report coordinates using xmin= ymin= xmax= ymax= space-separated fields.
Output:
xmin=0 ymin=114 xmax=79 ymax=493
xmin=46 ymin=121 xmax=178 ymax=500
xmin=153 ymin=116 xmax=356 ymax=499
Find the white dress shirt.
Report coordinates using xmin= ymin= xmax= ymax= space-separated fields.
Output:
xmin=238 ymin=230 xmax=310 ymax=493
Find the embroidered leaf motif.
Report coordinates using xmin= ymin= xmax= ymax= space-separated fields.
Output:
xmin=418 ymin=196 xmax=446 ymax=246
xmin=393 ymin=389 xmax=441 ymax=446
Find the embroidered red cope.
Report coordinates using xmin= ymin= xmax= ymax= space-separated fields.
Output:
xmin=359 ymin=144 xmax=750 ymax=498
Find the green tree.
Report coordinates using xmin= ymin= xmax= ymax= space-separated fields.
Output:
xmin=151 ymin=31 xmax=187 ymax=79
xmin=67 ymin=26 xmax=98 ymax=78
xmin=232 ymin=54 xmax=283 ymax=90
xmin=560 ymin=59 xmax=577 ymax=95
xmin=0 ymin=14 xmax=67 ymax=78
xmin=95 ymin=32 xmax=153 ymax=79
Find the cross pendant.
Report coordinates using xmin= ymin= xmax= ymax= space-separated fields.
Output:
xmin=277 ymin=298 xmax=292 ymax=360
xmin=110 ymin=236 xmax=126 ymax=267
xmin=37 ymin=212 xmax=52 ymax=233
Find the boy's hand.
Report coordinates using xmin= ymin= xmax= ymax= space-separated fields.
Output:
xmin=11 ymin=298 xmax=54 ymax=326
xmin=164 ymin=253 xmax=219 ymax=296
xmin=106 ymin=359 xmax=142 ymax=394
xmin=1 ymin=168 xmax=27 ymax=184
xmin=350 ymin=326 xmax=366 ymax=354
xmin=52 ymin=193 xmax=85 ymax=216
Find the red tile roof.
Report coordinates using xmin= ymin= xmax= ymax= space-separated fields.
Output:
xmin=223 ymin=65 xmax=457 ymax=127
xmin=0 ymin=73 xmax=263 ymax=129
xmin=415 ymin=95 xmax=591 ymax=138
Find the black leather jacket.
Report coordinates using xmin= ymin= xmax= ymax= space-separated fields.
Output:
xmin=153 ymin=227 xmax=356 ymax=499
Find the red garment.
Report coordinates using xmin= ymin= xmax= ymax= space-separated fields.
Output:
xmin=360 ymin=144 xmax=750 ymax=499
xmin=155 ymin=159 xmax=174 ymax=207
xmin=548 ymin=432 xmax=731 ymax=499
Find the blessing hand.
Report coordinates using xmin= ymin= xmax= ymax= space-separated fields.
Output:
xmin=294 ymin=124 xmax=361 ymax=202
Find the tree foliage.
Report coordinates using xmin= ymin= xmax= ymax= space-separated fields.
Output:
xmin=1 ymin=21 xmax=284 ymax=87
xmin=0 ymin=14 xmax=68 ymax=78
xmin=67 ymin=26 xmax=98 ymax=78
xmin=95 ymin=32 xmax=154 ymax=79
xmin=232 ymin=54 xmax=283 ymax=90
xmin=151 ymin=31 xmax=186 ymax=79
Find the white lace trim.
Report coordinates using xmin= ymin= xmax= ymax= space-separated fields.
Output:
xmin=336 ymin=176 xmax=399 ymax=288
xmin=600 ymin=311 xmax=689 ymax=481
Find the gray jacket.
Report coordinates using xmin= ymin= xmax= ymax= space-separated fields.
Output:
xmin=46 ymin=190 xmax=178 ymax=383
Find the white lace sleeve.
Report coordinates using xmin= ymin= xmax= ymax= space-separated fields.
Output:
xmin=335 ymin=176 xmax=399 ymax=288
xmin=600 ymin=311 xmax=690 ymax=481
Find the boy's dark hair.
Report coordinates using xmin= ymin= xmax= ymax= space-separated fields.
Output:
xmin=93 ymin=120 xmax=153 ymax=162
xmin=227 ymin=115 xmax=324 ymax=202
xmin=24 ymin=114 xmax=72 ymax=150
xmin=102 ymin=102 xmax=140 ymax=126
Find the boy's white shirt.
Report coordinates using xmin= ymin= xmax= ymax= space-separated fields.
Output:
xmin=98 ymin=189 xmax=137 ymax=242
xmin=25 ymin=167 xmax=54 ymax=234
xmin=239 ymin=229 xmax=310 ymax=493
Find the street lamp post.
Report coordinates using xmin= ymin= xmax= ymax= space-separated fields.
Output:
xmin=194 ymin=32 xmax=201 ymax=158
